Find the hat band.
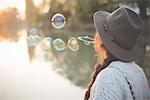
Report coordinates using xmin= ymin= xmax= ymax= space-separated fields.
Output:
xmin=104 ymin=23 xmax=114 ymax=41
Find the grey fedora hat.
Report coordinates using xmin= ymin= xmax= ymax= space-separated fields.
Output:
xmin=93 ymin=7 xmax=144 ymax=62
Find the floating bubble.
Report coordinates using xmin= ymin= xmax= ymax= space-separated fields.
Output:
xmin=85 ymin=36 xmax=94 ymax=41
xmin=40 ymin=37 xmax=53 ymax=50
xmin=84 ymin=41 xmax=91 ymax=45
xmin=44 ymin=52 xmax=52 ymax=61
xmin=77 ymin=36 xmax=94 ymax=45
xmin=52 ymin=38 xmax=66 ymax=51
xmin=54 ymin=68 xmax=65 ymax=77
xmin=27 ymin=34 xmax=41 ymax=46
xmin=67 ymin=37 xmax=79 ymax=51
xmin=29 ymin=28 xmax=38 ymax=35
xmin=51 ymin=13 xmax=66 ymax=29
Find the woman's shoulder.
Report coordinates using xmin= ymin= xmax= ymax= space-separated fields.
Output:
xmin=97 ymin=61 xmax=130 ymax=78
xmin=100 ymin=60 xmax=147 ymax=84
xmin=91 ymin=61 xmax=149 ymax=100
xmin=107 ymin=61 xmax=144 ymax=75
xmin=95 ymin=63 xmax=124 ymax=87
xmin=90 ymin=62 xmax=128 ymax=100
xmin=94 ymin=60 xmax=147 ymax=91
xmin=94 ymin=61 xmax=149 ymax=100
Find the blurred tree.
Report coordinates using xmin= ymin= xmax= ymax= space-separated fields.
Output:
xmin=26 ymin=0 xmax=39 ymax=26
xmin=0 ymin=8 xmax=22 ymax=41
xmin=136 ymin=0 xmax=149 ymax=19
xmin=136 ymin=0 xmax=149 ymax=44
xmin=76 ymin=0 xmax=93 ymax=23
xmin=75 ymin=0 xmax=139 ymax=23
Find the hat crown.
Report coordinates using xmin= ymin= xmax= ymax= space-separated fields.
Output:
xmin=106 ymin=7 xmax=143 ymax=49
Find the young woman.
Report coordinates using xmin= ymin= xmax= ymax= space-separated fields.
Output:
xmin=84 ymin=7 xmax=150 ymax=100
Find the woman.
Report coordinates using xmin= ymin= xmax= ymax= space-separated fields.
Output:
xmin=84 ymin=7 xmax=150 ymax=100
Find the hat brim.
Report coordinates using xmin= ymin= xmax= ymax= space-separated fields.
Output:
xmin=93 ymin=11 xmax=144 ymax=62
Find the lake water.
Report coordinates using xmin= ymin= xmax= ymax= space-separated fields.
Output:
xmin=0 ymin=31 xmax=85 ymax=100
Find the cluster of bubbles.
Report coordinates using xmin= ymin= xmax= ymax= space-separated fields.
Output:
xmin=27 ymin=29 xmax=94 ymax=52
xmin=27 ymin=13 xmax=95 ymax=61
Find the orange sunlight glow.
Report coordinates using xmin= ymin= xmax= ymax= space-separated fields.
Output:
xmin=0 ymin=0 xmax=26 ymax=19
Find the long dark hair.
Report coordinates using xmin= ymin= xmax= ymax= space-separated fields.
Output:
xmin=84 ymin=33 xmax=118 ymax=100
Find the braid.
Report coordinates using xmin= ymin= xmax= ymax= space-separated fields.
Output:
xmin=84 ymin=63 xmax=106 ymax=100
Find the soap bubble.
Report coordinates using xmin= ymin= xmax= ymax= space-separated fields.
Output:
xmin=27 ymin=28 xmax=41 ymax=46
xmin=27 ymin=34 xmax=41 ymax=46
xmin=44 ymin=52 xmax=52 ymax=61
xmin=51 ymin=13 xmax=66 ymax=29
xmin=67 ymin=37 xmax=79 ymax=51
xmin=52 ymin=38 xmax=66 ymax=51
xmin=54 ymin=68 xmax=66 ymax=77
xmin=40 ymin=37 xmax=53 ymax=50
xmin=77 ymin=36 xmax=94 ymax=45
xmin=84 ymin=41 xmax=90 ymax=45
xmin=29 ymin=28 xmax=38 ymax=35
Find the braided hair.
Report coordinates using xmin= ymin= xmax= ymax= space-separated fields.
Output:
xmin=84 ymin=33 xmax=118 ymax=100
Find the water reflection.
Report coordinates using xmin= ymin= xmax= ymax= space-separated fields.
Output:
xmin=0 ymin=30 xmax=85 ymax=100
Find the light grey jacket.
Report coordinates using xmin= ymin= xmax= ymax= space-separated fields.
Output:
xmin=90 ymin=61 xmax=150 ymax=100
